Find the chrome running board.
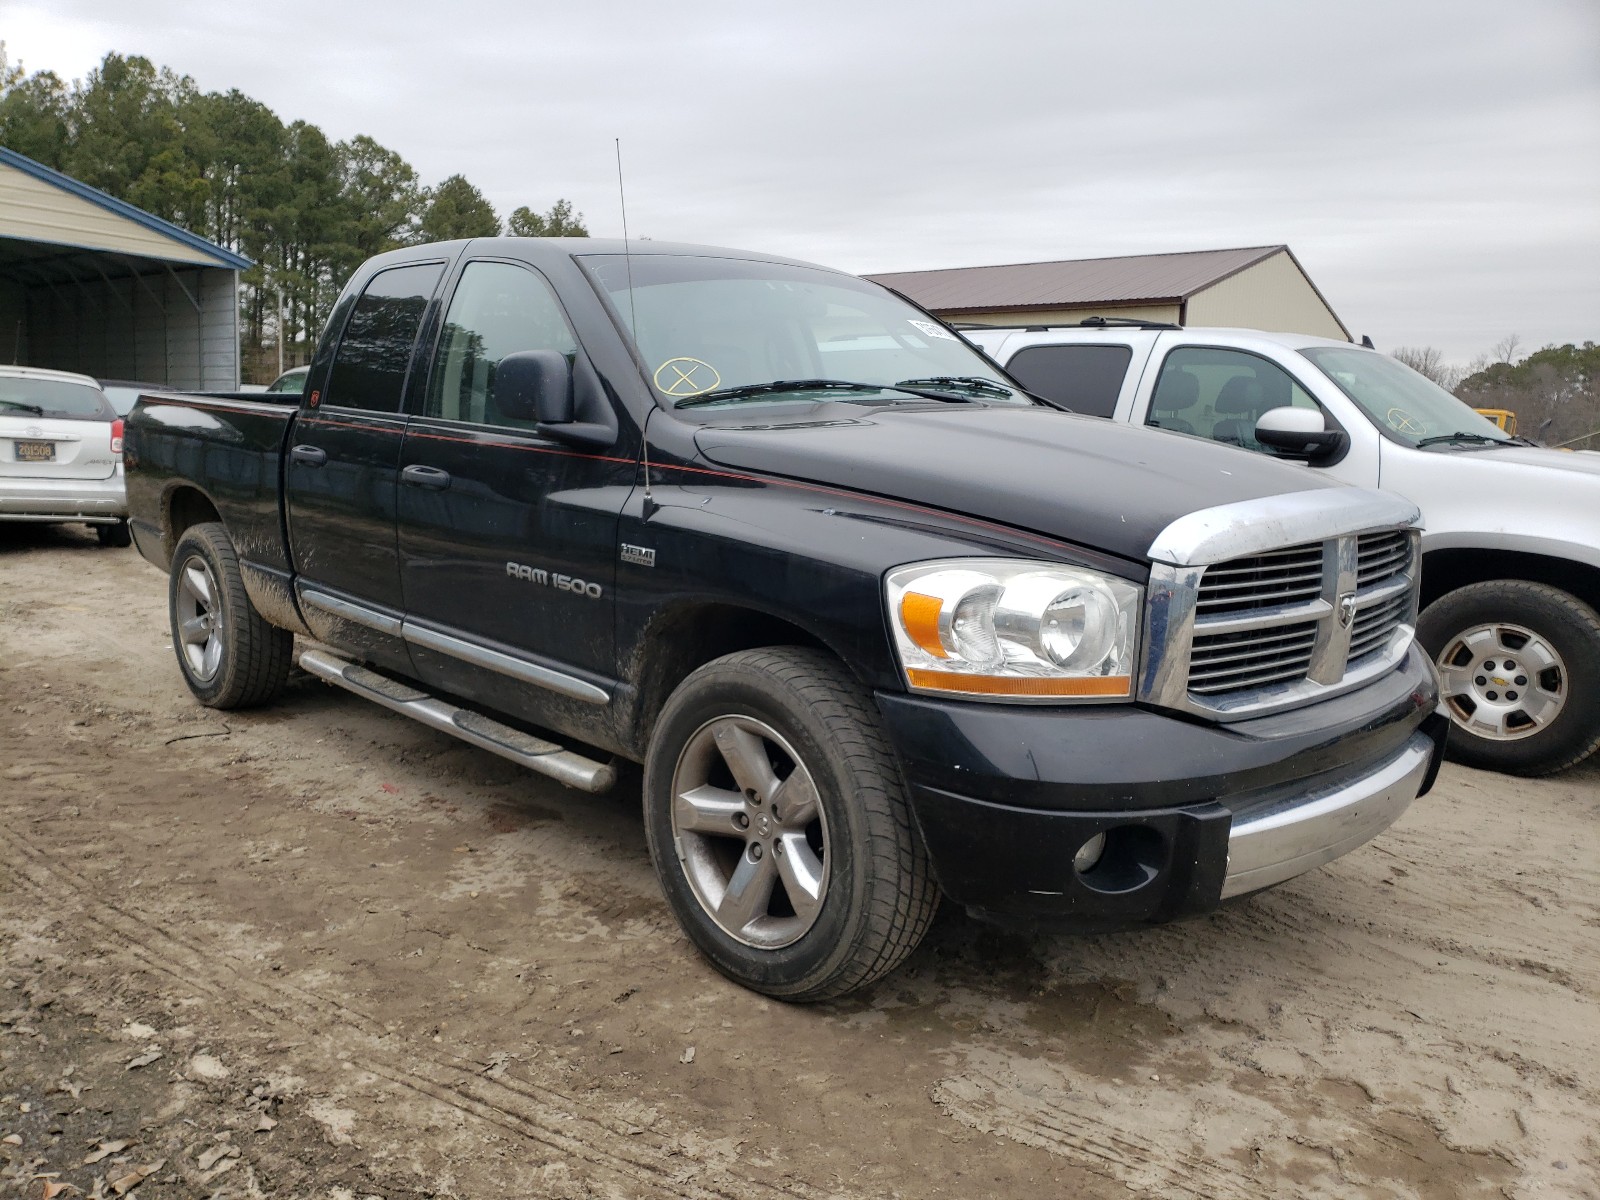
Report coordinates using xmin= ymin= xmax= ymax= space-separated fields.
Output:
xmin=298 ymin=648 xmax=617 ymax=794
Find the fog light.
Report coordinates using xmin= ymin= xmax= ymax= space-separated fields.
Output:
xmin=1073 ymin=832 xmax=1106 ymax=873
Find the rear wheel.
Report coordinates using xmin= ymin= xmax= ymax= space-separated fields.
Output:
xmin=96 ymin=520 xmax=131 ymax=548
xmin=1419 ymin=580 xmax=1600 ymax=775
xmin=643 ymin=647 xmax=938 ymax=1001
xmin=168 ymin=522 xmax=294 ymax=709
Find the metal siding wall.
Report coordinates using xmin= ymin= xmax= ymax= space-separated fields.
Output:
xmin=6 ymin=263 xmax=238 ymax=385
xmin=1183 ymin=252 xmax=1348 ymax=339
xmin=199 ymin=269 xmax=239 ymax=389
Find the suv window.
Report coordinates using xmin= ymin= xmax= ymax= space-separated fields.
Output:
xmin=1146 ymin=346 xmax=1318 ymax=451
xmin=0 ymin=378 xmax=113 ymax=421
xmin=1004 ymin=344 xmax=1131 ymax=418
xmin=426 ymin=261 xmax=578 ymax=428
xmin=324 ymin=263 xmax=444 ymax=412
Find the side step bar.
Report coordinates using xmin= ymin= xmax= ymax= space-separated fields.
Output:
xmin=298 ymin=649 xmax=618 ymax=794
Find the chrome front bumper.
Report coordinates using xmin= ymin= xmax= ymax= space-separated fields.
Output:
xmin=1220 ymin=730 xmax=1434 ymax=899
xmin=0 ymin=473 xmax=127 ymax=523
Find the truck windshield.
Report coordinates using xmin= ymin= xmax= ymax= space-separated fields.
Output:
xmin=577 ymin=253 xmax=1026 ymax=408
xmin=1299 ymin=346 xmax=1512 ymax=449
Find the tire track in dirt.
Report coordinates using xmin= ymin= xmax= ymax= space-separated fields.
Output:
xmin=932 ymin=1065 xmax=1281 ymax=1200
xmin=0 ymin=821 xmax=828 ymax=1200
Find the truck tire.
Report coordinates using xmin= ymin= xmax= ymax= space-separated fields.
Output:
xmin=168 ymin=522 xmax=294 ymax=709
xmin=1419 ymin=580 xmax=1600 ymax=776
xmin=96 ymin=520 xmax=132 ymax=548
xmin=643 ymin=647 xmax=938 ymax=1002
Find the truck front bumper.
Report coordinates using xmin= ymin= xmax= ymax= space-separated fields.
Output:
xmin=0 ymin=472 xmax=127 ymax=524
xmin=875 ymin=642 xmax=1445 ymax=927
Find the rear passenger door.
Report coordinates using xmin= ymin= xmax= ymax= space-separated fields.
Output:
xmin=286 ymin=259 xmax=445 ymax=671
xmin=394 ymin=258 xmax=626 ymax=728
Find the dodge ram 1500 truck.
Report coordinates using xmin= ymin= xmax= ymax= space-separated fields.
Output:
xmin=964 ymin=321 xmax=1600 ymax=777
xmin=125 ymin=239 xmax=1446 ymax=1001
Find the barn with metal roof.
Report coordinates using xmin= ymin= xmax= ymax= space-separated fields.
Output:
xmin=868 ymin=245 xmax=1350 ymax=340
xmin=0 ymin=146 xmax=248 ymax=389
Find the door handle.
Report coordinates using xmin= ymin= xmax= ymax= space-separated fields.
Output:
xmin=401 ymin=464 xmax=452 ymax=490
xmin=290 ymin=444 xmax=327 ymax=467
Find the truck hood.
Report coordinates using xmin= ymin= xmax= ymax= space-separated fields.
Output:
xmin=692 ymin=404 xmax=1336 ymax=562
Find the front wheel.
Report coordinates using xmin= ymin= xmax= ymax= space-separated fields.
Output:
xmin=168 ymin=522 xmax=294 ymax=709
xmin=643 ymin=647 xmax=938 ymax=1002
xmin=1419 ymin=580 xmax=1600 ymax=775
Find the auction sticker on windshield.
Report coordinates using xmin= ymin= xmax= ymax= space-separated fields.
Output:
xmin=654 ymin=357 xmax=721 ymax=398
xmin=908 ymin=319 xmax=957 ymax=341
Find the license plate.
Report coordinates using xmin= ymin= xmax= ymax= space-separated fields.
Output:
xmin=15 ymin=440 xmax=55 ymax=462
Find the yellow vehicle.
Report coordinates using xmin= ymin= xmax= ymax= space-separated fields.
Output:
xmin=1475 ymin=408 xmax=1518 ymax=435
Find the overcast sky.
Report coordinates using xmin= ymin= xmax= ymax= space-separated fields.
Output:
xmin=7 ymin=0 xmax=1598 ymax=362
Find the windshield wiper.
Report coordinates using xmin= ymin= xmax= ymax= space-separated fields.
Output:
xmin=894 ymin=375 xmax=1015 ymax=398
xmin=1415 ymin=431 xmax=1510 ymax=448
xmin=673 ymin=378 xmax=979 ymax=408
xmin=0 ymin=400 xmax=45 ymax=415
xmin=673 ymin=379 xmax=887 ymax=409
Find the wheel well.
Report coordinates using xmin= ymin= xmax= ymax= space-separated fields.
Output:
xmin=164 ymin=487 xmax=222 ymax=556
xmin=1422 ymin=547 xmax=1600 ymax=615
xmin=631 ymin=603 xmax=831 ymax=750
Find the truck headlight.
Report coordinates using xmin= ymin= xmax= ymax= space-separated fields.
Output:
xmin=886 ymin=559 xmax=1142 ymax=701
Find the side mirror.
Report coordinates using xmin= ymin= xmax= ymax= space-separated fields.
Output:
xmin=494 ymin=350 xmax=573 ymax=424
xmin=1255 ymin=406 xmax=1348 ymax=462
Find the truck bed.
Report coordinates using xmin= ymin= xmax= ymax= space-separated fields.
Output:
xmin=124 ymin=391 xmax=298 ymax=576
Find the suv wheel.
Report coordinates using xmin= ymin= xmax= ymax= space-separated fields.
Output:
xmin=643 ymin=647 xmax=938 ymax=1001
xmin=96 ymin=520 xmax=132 ymax=548
xmin=1419 ymin=580 xmax=1600 ymax=775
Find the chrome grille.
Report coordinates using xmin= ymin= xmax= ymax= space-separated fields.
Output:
xmin=1349 ymin=592 xmax=1410 ymax=661
xmin=1189 ymin=620 xmax=1319 ymax=694
xmin=1139 ymin=491 xmax=1423 ymax=721
xmin=1195 ymin=543 xmax=1324 ymax=614
xmin=1357 ymin=530 xmax=1410 ymax=589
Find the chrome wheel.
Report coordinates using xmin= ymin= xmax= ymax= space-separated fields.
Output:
xmin=1437 ymin=621 xmax=1567 ymax=742
xmin=175 ymin=555 xmax=224 ymax=682
xmin=669 ymin=715 xmax=829 ymax=949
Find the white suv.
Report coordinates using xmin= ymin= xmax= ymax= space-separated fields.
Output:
xmin=964 ymin=321 xmax=1600 ymax=776
xmin=0 ymin=365 xmax=130 ymax=546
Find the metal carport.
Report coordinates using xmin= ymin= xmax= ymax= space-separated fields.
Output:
xmin=0 ymin=146 xmax=249 ymax=389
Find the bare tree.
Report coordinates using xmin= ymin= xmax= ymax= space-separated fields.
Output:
xmin=1392 ymin=346 xmax=1463 ymax=389
xmin=1491 ymin=334 xmax=1523 ymax=365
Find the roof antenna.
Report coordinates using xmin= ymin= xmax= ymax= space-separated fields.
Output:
xmin=617 ymin=138 xmax=658 ymax=521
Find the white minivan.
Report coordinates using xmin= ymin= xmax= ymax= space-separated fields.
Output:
xmin=965 ymin=322 xmax=1600 ymax=776
xmin=0 ymin=365 xmax=130 ymax=546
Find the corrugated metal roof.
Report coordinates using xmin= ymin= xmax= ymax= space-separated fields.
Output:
xmin=867 ymin=246 xmax=1285 ymax=312
xmin=0 ymin=146 xmax=251 ymax=270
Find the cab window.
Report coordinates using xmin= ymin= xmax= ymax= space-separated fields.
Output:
xmin=324 ymin=263 xmax=444 ymax=412
xmin=1146 ymin=346 xmax=1319 ymax=451
xmin=426 ymin=261 xmax=578 ymax=429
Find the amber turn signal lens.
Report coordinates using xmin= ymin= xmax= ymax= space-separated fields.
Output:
xmin=904 ymin=669 xmax=1132 ymax=698
xmin=899 ymin=592 xmax=947 ymax=659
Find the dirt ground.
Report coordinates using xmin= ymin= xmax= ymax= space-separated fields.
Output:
xmin=1 ymin=524 xmax=1596 ymax=1200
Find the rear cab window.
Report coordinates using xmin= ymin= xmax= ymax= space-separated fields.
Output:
xmin=1004 ymin=344 xmax=1132 ymax=418
xmin=323 ymin=263 xmax=446 ymax=413
xmin=0 ymin=378 xmax=114 ymax=422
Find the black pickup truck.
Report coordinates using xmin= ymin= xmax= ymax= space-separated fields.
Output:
xmin=126 ymin=238 xmax=1447 ymax=1001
